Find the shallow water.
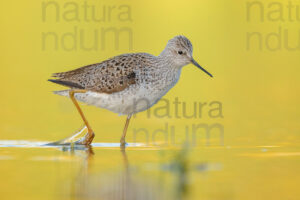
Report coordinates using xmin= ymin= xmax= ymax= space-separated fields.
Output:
xmin=1 ymin=140 xmax=299 ymax=200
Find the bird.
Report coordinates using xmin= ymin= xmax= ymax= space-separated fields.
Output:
xmin=48 ymin=35 xmax=213 ymax=147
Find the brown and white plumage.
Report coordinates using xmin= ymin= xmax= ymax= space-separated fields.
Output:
xmin=49 ymin=53 xmax=149 ymax=94
xmin=49 ymin=35 xmax=213 ymax=115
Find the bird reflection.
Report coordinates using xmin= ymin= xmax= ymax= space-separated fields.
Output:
xmin=56 ymin=142 xmax=196 ymax=200
xmin=63 ymin=146 xmax=168 ymax=200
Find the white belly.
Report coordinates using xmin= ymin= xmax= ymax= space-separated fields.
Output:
xmin=54 ymin=83 xmax=172 ymax=115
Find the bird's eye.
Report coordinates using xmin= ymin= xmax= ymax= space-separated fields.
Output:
xmin=178 ymin=51 xmax=183 ymax=55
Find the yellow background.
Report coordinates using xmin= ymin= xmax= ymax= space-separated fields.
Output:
xmin=1 ymin=0 xmax=299 ymax=145
xmin=0 ymin=1 xmax=300 ymax=200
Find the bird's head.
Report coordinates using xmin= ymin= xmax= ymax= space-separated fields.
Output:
xmin=161 ymin=35 xmax=213 ymax=77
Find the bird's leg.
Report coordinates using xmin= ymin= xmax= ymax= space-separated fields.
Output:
xmin=120 ymin=115 xmax=132 ymax=147
xmin=69 ymin=90 xmax=95 ymax=145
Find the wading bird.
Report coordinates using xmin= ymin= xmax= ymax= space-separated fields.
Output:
xmin=49 ymin=35 xmax=213 ymax=147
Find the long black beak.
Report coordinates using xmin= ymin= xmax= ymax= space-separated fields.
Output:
xmin=191 ymin=58 xmax=213 ymax=78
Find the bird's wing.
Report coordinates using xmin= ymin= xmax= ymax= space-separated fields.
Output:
xmin=49 ymin=53 xmax=148 ymax=94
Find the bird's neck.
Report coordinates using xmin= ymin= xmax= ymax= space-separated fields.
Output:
xmin=150 ymin=55 xmax=182 ymax=92
xmin=158 ymin=49 xmax=185 ymax=69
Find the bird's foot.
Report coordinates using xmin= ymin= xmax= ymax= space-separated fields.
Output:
xmin=79 ymin=132 xmax=95 ymax=146
xmin=120 ymin=138 xmax=128 ymax=148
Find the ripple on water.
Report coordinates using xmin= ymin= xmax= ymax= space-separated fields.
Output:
xmin=0 ymin=140 xmax=145 ymax=148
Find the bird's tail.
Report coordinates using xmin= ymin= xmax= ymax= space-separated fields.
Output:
xmin=52 ymin=90 xmax=70 ymax=97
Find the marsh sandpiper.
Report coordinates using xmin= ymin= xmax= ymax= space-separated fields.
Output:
xmin=49 ymin=35 xmax=213 ymax=147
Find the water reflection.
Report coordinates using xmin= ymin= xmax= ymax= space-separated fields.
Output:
xmin=54 ymin=142 xmax=226 ymax=200
xmin=68 ymin=146 xmax=94 ymax=200
xmin=0 ymin=139 xmax=225 ymax=200
xmin=0 ymin=140 xmax=297 ymax=200
xmin=69 ymin=147 xmax=168 ymax=200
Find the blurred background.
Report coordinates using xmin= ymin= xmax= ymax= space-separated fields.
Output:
xmin=0 ymin=0 xmax=299 ymax=200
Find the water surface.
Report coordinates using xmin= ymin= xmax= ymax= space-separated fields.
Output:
xmin=1 ymin=140 xmax=299 ymax=200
